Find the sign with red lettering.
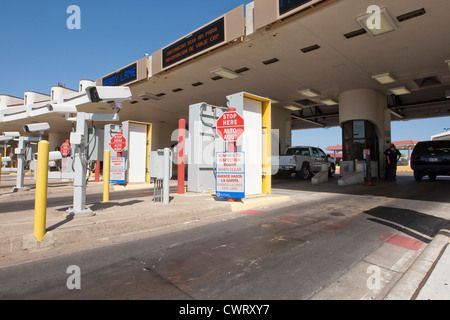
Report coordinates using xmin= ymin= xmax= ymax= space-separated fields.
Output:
xmin=216 ymin=152 xmax=245 ymax=199
xmin=110 ymin=132 xmax=126 ymax=152
xmin=216 ymin=111 xmax=245 ymax=142
xmin=61 ymin=140 xmax=70 ymax=157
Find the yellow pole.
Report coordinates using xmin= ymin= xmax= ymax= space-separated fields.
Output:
xmin=0 ymin=154 xmax=2 ymax=187
xmin=103 ymin=150 xmax=110 ymax=202
xmin=34 ymin=141 xmax=49 ymax=242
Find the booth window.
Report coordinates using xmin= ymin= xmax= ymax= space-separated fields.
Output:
xmin=342 ymin=120 xmax=377 ymax=161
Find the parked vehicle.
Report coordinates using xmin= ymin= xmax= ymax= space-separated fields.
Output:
xmin=278 ymin=146 xmax=331 ymax=179
xmin=410 ymin=140 xmax=450 ymax=181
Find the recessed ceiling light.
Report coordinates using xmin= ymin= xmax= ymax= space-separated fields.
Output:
xmin=299 ymin=89 xmax=320 ymax=98
xmin=372 ymin=73 xmax=396 ymax=84
xmin=320 ymin=99 xmax=338 ymax=106
xmin=210 ymin=67 xmax=241 ymax=80
xmin=390 ymin=87 xmax=411 ymax=95
xmin=284 ymin=105 xmax=302 ymax=111
xmin=357 ymin=8 xmax=397 ymax=37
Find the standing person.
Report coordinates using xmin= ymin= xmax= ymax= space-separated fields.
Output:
xmin=384 ymin=144 xmax=401 ymax=181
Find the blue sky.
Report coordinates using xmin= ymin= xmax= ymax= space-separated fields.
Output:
xmin=1 ymin=1 xmax=449 ymax=149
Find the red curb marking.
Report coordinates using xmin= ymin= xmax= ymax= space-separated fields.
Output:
xmin=379 ymin=232 xmax=424 ymax=251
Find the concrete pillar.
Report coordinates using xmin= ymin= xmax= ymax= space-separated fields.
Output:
xmin=339 ymin=89 xmax=391 ymax=178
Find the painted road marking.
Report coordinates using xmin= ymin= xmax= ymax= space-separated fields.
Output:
xmin=378 ymin=232 xmax=424 ymax=251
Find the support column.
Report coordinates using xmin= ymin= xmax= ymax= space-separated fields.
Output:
xmin=339 ymin=89 xmax=391 ymax=179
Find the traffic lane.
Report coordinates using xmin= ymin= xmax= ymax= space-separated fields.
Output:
xmin=1 ymin=194 xmax=444 ymax=300
xmin=272 ymin=172 xmax=450 ymax=203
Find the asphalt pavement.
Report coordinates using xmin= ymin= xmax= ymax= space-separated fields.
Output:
xmin=0 ymin=172 xmax=449 ymax=300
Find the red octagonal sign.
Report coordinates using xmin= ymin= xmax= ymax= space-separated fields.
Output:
xmin=111 ymin=132 xmax=127 ymax=152
xmin=216 ymin=111 xmax=245 ymax=142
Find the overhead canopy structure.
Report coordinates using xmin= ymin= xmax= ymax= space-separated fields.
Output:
xmin=1 ymin=0 xmax=449 ymax=134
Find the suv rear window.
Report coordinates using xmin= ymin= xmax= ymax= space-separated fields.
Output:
xmin=286 ymin=148 xmax=310 ymax=156
xmin=414 ymin=141 xmax=450 ymax=155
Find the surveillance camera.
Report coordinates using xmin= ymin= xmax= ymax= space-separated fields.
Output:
xmin=0 ymin=136 xmax=13 ymax=142
xmin=2 ymin=132 xmax=21 ymax=138
xmin=86 ymin=86 xmax=132 ymax=103
xmin=23 ymin=123 xmax=50 ymax=133
xmin=47 ymin=104 xmax=78 ymax=113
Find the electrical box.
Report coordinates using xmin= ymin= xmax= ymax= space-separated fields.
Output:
xmin=149 ymin=149 xmax=172 ymax=180
xmin=87 ymin=128 xmax=104 ymax=161
xmin=104 ymin=124 xmax=122 ymax=155
xmin=188 ymin=103 xmax=226 ymax=193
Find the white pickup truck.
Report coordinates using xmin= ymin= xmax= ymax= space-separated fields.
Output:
xmin=278 ymin=146 xmax=333 ymax=179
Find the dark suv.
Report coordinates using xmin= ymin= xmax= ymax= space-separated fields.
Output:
xmin=411 ymin=140 xmax=450 ymax=181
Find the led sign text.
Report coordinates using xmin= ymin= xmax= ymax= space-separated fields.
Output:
xmin=163 ymin=17 xmax=225 ymax=69
xmin=102 ymin=64 xmax=137 ymax=87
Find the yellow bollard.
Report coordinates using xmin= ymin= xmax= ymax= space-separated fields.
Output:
xmin=103 ymin=150 xmax=110 ymax=202
xmin=34 ymin=141 xmax=49 ymax=242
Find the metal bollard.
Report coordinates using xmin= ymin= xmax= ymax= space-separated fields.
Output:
xmin=163 ymin=148 xmax=170 ymax=205
xmin=103 ymin=150 xmax=110 ymax=202
xmin=34 ymin=141 xmax=49 ymax=242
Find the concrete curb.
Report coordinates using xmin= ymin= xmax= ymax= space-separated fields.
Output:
xmin=229 ymin=195 xmax=291 ymax=212
xmin=384 ymin=221 xmax=450 ymax=300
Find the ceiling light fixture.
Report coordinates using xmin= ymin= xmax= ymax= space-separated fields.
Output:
xmin=210 ymin=67 xmax=241 ymax=80
xmin=445 ymin=60 xmax=450 ymax=70
xmin=284 ymin=105 xmax=302 ymax=111
xmin=299 ymin=89 xmax=320 ymax=98
xmin=372 ymin=73 xmax=396 ymax=84
xmin=357 ymin=8 xmax=397 ymax=37
xmin=390 ymin=87 xmax=411 ymax=95
xmin=320 ymin=99 xmax=338 ymax=106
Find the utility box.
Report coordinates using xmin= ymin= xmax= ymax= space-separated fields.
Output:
xmin=149 ymin=149 xmax=172 ymax=180
xmin=104 ymin=124 xmax=123 ymax=155
xmin=87 ymin=128 xmax=104 ymax=161
xmin=188 ymin=92 xmax=272 ymax=196
xmin=188 ymin=103 xmax=227 ymax=193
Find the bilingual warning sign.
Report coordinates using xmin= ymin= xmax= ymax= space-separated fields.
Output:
xmin=216 ymin=111 xmax=244 ymax=142
xmin=216 ymin=152 xmax=245 ymax=199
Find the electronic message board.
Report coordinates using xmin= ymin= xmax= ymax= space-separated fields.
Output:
xmin=102 ymin=63 xmax=137 ymax=87
xmin=162 ymin=17 xmax=225 ymax=69
xmin=279 ymin=0 xmax=322 ymax=16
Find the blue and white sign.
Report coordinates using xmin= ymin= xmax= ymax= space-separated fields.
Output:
xmin=110 ymin=156 xmax=126 ymax=185
xmin=216 ymin=152 xmax=245 ymax=199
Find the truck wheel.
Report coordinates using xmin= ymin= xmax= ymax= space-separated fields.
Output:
xmin=299 ymin=164 xmax=310 ymax=180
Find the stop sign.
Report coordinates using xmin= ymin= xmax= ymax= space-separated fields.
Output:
xmin=216 ymin=111 xmax=245 ymax=142
xmin=111 ymin=132 xmax=127 ymax=152
xmin=61 ymin=140 xmax=70 ymax=157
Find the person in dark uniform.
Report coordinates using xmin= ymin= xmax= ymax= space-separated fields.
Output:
xmin=384 ymin=144 xmax=401 ymax=181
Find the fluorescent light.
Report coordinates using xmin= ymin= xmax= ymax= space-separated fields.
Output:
xmin=284 ymin=105 xmax=302 ymax=111
xmin=210 ymin=67 xmax=241 ymax=80
xmin=390 ymin=87 xmax=411 ymax=95
xmin=299 ymin=89 xmax=320 ymax=98
xmin=320 ymin=99 xmax=338 ymax=106
xmin=357 ymin=8 xmax=397 ymax=37
xmin=372 ymin=73 xmax=396 ymax=84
